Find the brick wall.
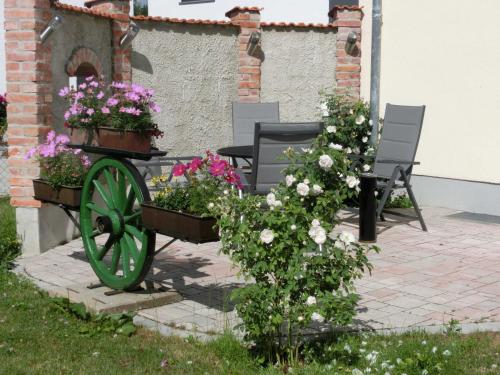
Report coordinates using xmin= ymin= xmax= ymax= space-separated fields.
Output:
xmin=5 ymin=0 xmax=52 ymax=208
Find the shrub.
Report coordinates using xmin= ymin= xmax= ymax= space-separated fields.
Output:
xmin=151 ymin=152 xmax=242 ymax=217
xmin=25 ymin=131 xmax=90 ymax=188
xmin=212 ymin=126 xmax=379 ymax=361
xmin=0 ymin=197 xmax=21 ymax=265
xmin=0 ymin=93 xmax=7 ymax=141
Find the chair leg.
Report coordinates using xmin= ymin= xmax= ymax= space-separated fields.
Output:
xmin=399 ymin=170 xmax=428 ymax=232
xmin=377 ymin=168 xmax=399 ymax=218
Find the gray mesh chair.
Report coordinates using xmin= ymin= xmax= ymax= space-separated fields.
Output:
xmin=240 ymin=122 xmax=323 ymax=194
xmin=232 ymin=102 xmax=280 ymax=166
xmin=372 ymin=104 xmax=427 ymax=231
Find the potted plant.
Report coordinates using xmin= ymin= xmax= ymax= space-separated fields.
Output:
xmin=25 ymin=131 xmax=91 ymax=209
xmin=59 ymin=78 xmax=162 ymax=153
xmin=141 ymin=151 xmax=242 ymax=243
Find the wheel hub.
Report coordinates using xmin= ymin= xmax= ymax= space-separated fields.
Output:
xmin=96 ymin=209 xmax=124 ymax=236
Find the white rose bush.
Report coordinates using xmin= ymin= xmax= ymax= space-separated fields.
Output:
xmin=212 ymin=123 xmax=380 ymax=361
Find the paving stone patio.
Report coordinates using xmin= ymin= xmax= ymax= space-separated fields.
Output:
xmin=14 ymin=206 xmax=500 ymax=338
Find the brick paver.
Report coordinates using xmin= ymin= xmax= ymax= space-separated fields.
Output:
xmin=15 ymin=206 xmax=500 ymax=336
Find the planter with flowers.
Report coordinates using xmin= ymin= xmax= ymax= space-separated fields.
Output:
xmin=26 ymin=131 xmax=91 ymax=209
xmin=141 ymin=151 xmax=242 ymax=243
xmin=59 ymin=77 xmax=162 ymax=153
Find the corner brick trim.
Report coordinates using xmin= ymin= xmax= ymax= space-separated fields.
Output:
xmin=65 ymin=47 xmax=104 ymax=77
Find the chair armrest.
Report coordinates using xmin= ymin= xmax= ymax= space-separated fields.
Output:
xmin=348 ymin=154 xmax=375 ymax=160
xmin=377 ymin=159 xmax=420 ymax=165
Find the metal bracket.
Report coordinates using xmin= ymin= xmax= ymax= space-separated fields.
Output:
xmin=59 ymin=204 xmax=80 ymax=228
xmin=154 ymin=238 xmax=177 ymax=256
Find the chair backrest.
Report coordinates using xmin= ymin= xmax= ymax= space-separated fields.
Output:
xmin=374 ymin=104 xmax=426 ymax=179
xmin=232 ymin=102 xmax=280 ymax=146
xmin=251 ymin=122 xmax=323 ymax=194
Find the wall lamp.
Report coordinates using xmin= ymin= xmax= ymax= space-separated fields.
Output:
xmin=345 ymin=31 xmax=358 ymax=55
xmin=40 ymin=15 xmax=63 ymax=44
xmin=119 ymin=22 xmax=140 ymax=48
xmin=247 ymin=31 xmax=261 ymax=55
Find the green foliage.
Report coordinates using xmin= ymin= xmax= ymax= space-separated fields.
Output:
xmin=386 ymin=191 xmax=414 ymax=209
xmin=133 ymin=0 xmax=148 ymax=16
xmin=0 ymin=93 xmax=6 ymax=141
xmin=213 ymin=126 xmax=380 ymax=360
xmin=39 ymin=151 xmax=88 ymax=188
xmin=0 ymin=197 xmax=21 ymax=265
xmin=50 ymin=297 xmax=137 ymax=337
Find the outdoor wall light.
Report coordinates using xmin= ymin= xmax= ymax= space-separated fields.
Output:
xmin=39 ymin=15 xmax=63 ymax=44
xmin=345 ymin=31 xmax=358 ymax=55
xmin=247 ymin=31 xmax=262 ymax=55
xmin=119 ymin=22 xmax=140 ymax=48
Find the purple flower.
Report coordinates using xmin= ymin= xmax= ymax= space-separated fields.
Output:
xmin=131 ymin=83 xmax=146 ymax=95
xmin=46 ymin=130 xmax=56 ymax=142
xmin=59 ymin=87 xmax=70 ymax=97
xmin=86 ymin=108 xmax=95 ymax=116
xmin=55 ymin=134 xmax=70 ymax=144
xmin=101 ymin=107 xmax=110 ymax=114
xmin=106 ymin=98 xmax=119 ymax=107
xmin=85 ymin=76 xmax=95 ymax=82
xmin=78 ymin=83 xmax=87 ymax=90
xmin=64 ymin=111 xmax=71 ymax=120
xmin=89 ymin=81 xmax=99 ymax=88
xmin=96 ymin=91 xmax=105 ymax=100
xmin=24 ymin=147 xmax=37 ymax=160
xmin=149 ymin=102 xmax=161 ymax=113
xmin=74 ymin=92 xmax=84 ymax=101
xmin=125 ymin=92 xmax=140 ymax=102
xmin=111 ymin=81 xmax=128 ymax=90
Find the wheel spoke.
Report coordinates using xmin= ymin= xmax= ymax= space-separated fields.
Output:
xmin=125 ymin=224 xmax=145 ymax=243
xmin=123 ymin=233 xmax=139 ymax=262
xmin=124 ymin=188 xmax=136 ymax=214
xmin=103 ymin=169 xmax=119 ymax=210
xmin=109 ymin=243 xmax=121 ymax=275
xmin=120 ymin=238 xmax=130 ymax=277
xmin=96 ymin=235 xmax=115 ymax=260
xmin=124 ymin=211 xmax=141 ymax=223
xmin=86 ymin=202 xmax=108 ymax=216
xmin=93 ymin=179 xmax=114 ymax=209
xmin=117 ymin=170 xmax=127 ymax=211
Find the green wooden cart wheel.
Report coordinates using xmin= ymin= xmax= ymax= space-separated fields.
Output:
xmin=80 ymin=157 xmax=155 ymax=290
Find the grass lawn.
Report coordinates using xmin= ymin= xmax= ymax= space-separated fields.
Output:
xmin=0 ymin=270 xmax=499 ymax=375
xmin=0 ymin=196 xmax=21 ymax=263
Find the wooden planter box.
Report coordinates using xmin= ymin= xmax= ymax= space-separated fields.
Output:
xmin=141 ymin=202 xmax=219 ymax=244
xmin=96 ymin=127 xmax=152 ymax=153
xmin=69 ymin=126 xmax=97 ymax=146
xmin=33 ymin=179 xmax=82 ymax=209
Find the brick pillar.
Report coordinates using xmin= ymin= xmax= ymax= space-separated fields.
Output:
xmin=226 ymin=7 xmax=262 ymax=103
xmin=85 ymin=0 xmax=131 ymax=82
xmin=5 ymin=0 xmax=52 ymax=209
xmin=330 ymin=6 xmax=363 ymax=99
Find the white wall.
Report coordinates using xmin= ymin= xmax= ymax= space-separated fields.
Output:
xmin=360 ymin=0 xmax=500 ymax=185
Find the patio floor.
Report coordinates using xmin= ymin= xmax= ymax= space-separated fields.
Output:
xmin=14 ymin=206 xmax=500 ymax=338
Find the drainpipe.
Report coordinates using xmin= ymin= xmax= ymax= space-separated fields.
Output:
xmin=369 ymin=0 xmax=382 ymax=145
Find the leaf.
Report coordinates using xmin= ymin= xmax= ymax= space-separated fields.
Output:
xmin=117 ymin=323 xmax=136 ymax=336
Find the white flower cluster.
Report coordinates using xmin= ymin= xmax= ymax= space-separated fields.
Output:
xmin=308 ymin=219 xmax=327 ymax=245
xmin=319 ymin=154 xmax=333 ymax=170
xmin=329 ymin=143 xmax=343 ymax=151
xmin=260 ymin=229 xmax=274 ymax=244
xmin=266 ymin=193 xmax=282 ymax=208
xmin=285 ymin=174 xmax=297 ymax=187
xmin=331 ymin=231 xmax=356 ymax=249
xmin=346 ymin=175 xmax=360 ymax=189
xmin=326 ymin=125 xmax=337 ymax=133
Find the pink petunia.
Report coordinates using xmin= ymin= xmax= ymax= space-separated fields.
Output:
xmin=172 ymin=163 xmax=188 ymax=177
xmin=209 ymin=160 xmax=228 ymax=177
xmin=187 ymin=157 xmax=203 ymax=173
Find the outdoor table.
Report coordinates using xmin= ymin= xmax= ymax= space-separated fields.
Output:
xmin=217 ymin=145 xmax=253 ymax=167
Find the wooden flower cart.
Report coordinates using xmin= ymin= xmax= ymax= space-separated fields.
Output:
xmin=38 ymin=144 xmax=218 ymax=291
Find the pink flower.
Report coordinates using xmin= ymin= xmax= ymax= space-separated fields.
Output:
xmin=85 ymin=76 xmax=95 ymax=82
xmin=209 ymin=160 xmax=228 ymax=177
xmin=106 ymin=98 xmax=119 ymax=107
xmin=150 ymin=102 xmax=161 ymax=113
xmin=111 ymin=81 xmax=128 ymax=90
xmin=125 ymin=92 xmax=140 ymax=102
xmin=78 ymin=83 xmax=87 ymax=90
xmin=24 ymin=147 xmax=37 ymax=160
xmin=96 ymin=91 xmax=105 ymax=99
xmin=59 ymin=87 xmax=70 ymax=97
xmin=74 ymin=92 xmax=84 ymax=101
xmin=64 ymin=111 xmax=71 ymax=120
xmin=86 ymin=108 xmax=95 ymax=116
xmin=101 ymin=107 xmax=110 ymax=114
xmin=55 ymin=134 xmax=70 ymax=145
xmin=187 ymin=157 xmax=203 ymax=173
xmin=46 ymin=130 xmax=56 ymax=142
xmin=172 ymin=163 xmax=188 ymax=177
xmin=89 ymin=81 xmax=99 ymax=88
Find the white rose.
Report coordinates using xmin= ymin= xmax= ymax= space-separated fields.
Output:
xmin=296 ymin=183 xmax=310 ymax=196
xmin=311 ymin=312 xmax=325 ymax=323
xmin=311 ymin=219 xmax=320 ymax=227
xmin=319 ymin=154 xmax=333 ymax=170
xmin=339 ymin=231 xmax=356 ymax=245
xmin=363 ymin=164 xmax=371 ymax=172
xmin=266 ymin=193 xmax=282 ymax=208
xmin=369 ymin=119 xmax=373 ymax=125
xmin=353 ymin=147 xmax=360 ymax=155
xmin=355 ymin=115 xmax=366 ymax=125
xmin=312 ymin=184 xmax=323 ymax=195
xmin=319 ymin=102 xmax=329 ymax=117
xmin=303 ymin=178 xmax=310 ymax=185
xmin=285 ymin=174 xmax=297 ymax=187
xmin=297 ymin=316 xmax=304 ymax=322
xmin=346 ymin=175 xmax=360 ymax=189
xmin=260 ymin=229 xmax=274 ymax=244
xmin=306 ymin=296 xmax=316 ymax=305
xmin=207 ymin=202 xmax=214 ymax=209
xmin=346 ymin=147 xmax=352 ymax=154
xmin=290 ymin=224 xmax=297 ymax=230
xmin=308 ymin=224 xmax=327 ymax=245
xmin=328 ymin=143 xmax=343 ymax=150
xmin=326 ymin=125 xmax=336 ymax=133
xmin=362 ymin=136 xmax=368 ymax=143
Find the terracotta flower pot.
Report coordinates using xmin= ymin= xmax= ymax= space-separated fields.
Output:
xmin=33 ymin=179 xmax=82 ymax=210
xmin=141 ymin=202 xmax=219 ymax=244
xmin=96 ymin=127 xmax=152 ymax=153
xmin=69 ymin=126 xmax=96 ymax=146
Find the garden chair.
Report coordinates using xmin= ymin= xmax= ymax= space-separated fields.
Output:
xmin=238 ymin=122 xmax=323 ymax=195
xmin=355 ymin=104 xmax=427 ymax=231
xmin=231 ymin=102 xmax=280 ymax=167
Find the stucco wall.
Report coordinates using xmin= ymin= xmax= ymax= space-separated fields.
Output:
xmin=50 ymin=11 xmax=113 ymax=133
xmin=131 ymin=21 xmax=239 ymax=156
xmin=360 ymin=0 xmax=500 ymax=184
xmin=260 ymin=28 xmax=337 ymax=122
